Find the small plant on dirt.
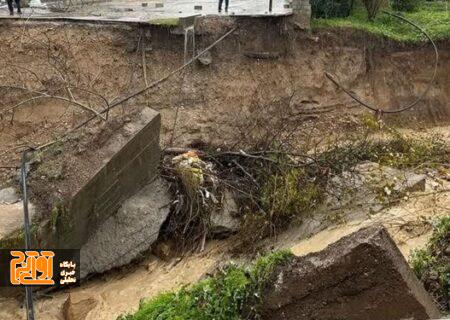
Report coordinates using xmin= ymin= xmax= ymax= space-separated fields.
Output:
xmin=361 ymin=114 xmax=381 ymax=132
xmin=117 ymin=250 xmax=294 ymax=320
xmin=259 ymin=168 xmax=323 ymax=233
xmin=410 ymin=213 xmax=450 ymax=312
xmin=318 ymin=128 xmax=448 ymax=174
xmin=371 ymin=131 xmax=448 ymax=169
xmin=50 ymin=201 xmax=67 ymax=232
xmin=0 ymin=229 xmax=25 ymax=249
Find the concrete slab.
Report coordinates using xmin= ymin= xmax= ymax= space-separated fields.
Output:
xmin=0 ymin=0 xmax=292 ymax=23
xmin=0 ymin=203 xmax=34 ymax=239
xmin=262 ymin=226 xmax=442 ymax=320
xmin=0 ymin=187 xmax=19 ymax=205
xmin=49 ymin=107 xmax=161 ymax=250
xmin=80 ymin=178 xmax=171 ymax=278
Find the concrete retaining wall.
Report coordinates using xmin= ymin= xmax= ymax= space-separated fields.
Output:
xmin=52 ymin=108 xmax=161 ymax=249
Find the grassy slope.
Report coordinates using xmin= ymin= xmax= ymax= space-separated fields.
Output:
xmin=313 ymin=2 xmax=450 ymax=42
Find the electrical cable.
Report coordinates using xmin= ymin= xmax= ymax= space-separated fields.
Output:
xmin=325 ymin=10 xmax=439 ymax=114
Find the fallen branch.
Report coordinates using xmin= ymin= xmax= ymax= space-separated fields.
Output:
xmin=0 ymin=86 xmax=106 ymax=121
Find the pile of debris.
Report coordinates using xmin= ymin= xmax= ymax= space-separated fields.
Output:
xmin=162 ymin=151 xmax=241 ymax=250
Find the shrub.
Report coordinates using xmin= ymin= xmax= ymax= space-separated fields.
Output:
xmin=410 ymin=213 xmax=450 ymax=311
xmin=260 ymin=168 xmax=322 ymax=229
xmin=362 ymin=0 xmax=387 ymax=20
xmin=391 ymin=0 xmax=420 ymax=12
xmin=318 ymin=129 xmax=448 ymax=173
xmin=311 ymin=0 xmax=355 ymax=18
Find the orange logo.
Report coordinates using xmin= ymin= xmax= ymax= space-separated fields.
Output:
xmin=10 ymin=251 xmax=55 ymax=285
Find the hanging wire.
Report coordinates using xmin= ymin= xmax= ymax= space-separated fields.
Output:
xmin=325 ymin=10 xmax=439 ymax=114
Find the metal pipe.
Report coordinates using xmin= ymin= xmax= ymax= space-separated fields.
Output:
xmin=21 ymin=150 xmax=35 ymax=320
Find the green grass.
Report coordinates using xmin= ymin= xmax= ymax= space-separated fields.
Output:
xmin=313 ymin=1 xmax=450 ymax=42
xmin=240 ymin=126 xmax=447 ymax=244
xmin=261 ymin=168 xmax=323 ymax=227
xmin=410 ymin=213 xmax=450 ymax=311
xmin=0 ymin=229 xmax=25 ymax=249
xmin=118 ymin=250 xmax=295 ymax=320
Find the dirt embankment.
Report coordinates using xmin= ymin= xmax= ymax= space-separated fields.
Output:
xmin=0 ymin=22 xmax=142 ymax=185
xmin=0 ymin=17 xmax=448 ymax=319
xmin=0 ymin=17 xmax=448 ymax=213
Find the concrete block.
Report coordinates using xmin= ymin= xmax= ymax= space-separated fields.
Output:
xmin=0 ymin=187 xmax=19 ymax=204
xmin=262 ymin=226 xmax=441 ymax=320
xmin=51 ymin=108 xmax=161 ymax=250
xmin=0 ymin=203 xmax=35 ymax=239
xmin=80 ymin=178 xmax=171 ymax=277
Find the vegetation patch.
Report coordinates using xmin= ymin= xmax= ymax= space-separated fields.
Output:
xmin=0 ymin=221 xmax=40 ymax=249
xmin=261 ymin=168 xmax=323 ymax=229
xmin=318 ymin=129 xmax=448 ymax=173
xmin=240 ymin=163 xmax=325 ymax=241
xmin=391 ymin=0 xmax=421 ymax=12
xmin=410 ymin=213 xmax=450 ymax=312
xmin=235 ymin=127 xmax=447 ymax=238
xmin=162 ymin=120 xmax=448 ymax=250
xmin=311 ymin=0 xmax=354 ymax=18
xmin=118 ymin=250 xmax=294 ymax=320
xmin=313 ymin=1 xmax=450 ymax=42
xmin=0 ymin=229 xmax=25 ymax=249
